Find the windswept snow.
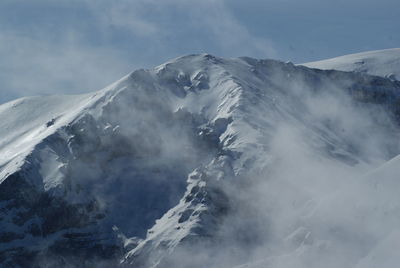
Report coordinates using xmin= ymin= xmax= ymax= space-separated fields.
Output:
xmin=302 ymin=48 xmax=400 ymax=80
xmin=1 ymin=52 xmax=400 ymax=267
xmin=0 ymin=74 xmax=132 ymax=186
xmin=0 ymin=94 xmax=97 ymax=184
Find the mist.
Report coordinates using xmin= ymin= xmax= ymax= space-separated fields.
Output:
xmin=2 ymin=54 xmax=400 ymax=268
xmin=135 ymin=57 xmax=400 ymax=268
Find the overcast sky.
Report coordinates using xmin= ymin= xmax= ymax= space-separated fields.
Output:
xmin=0 ymin=0 xmax=399 ymax=103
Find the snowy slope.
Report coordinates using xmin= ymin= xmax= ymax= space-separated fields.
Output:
xmin=0 ymin=94 xmax=100 ymax=185
xmin=0 ymin=75 xmax=130 ymax=186
xmin=302 ymin=48 xmax=400 ymax=80
xmin=122 ymin=56 xmax=400 ymax=268
xmin=1 ymin=53 xmax=400 ymax=267
xmin=235 ymin=154 xmax=400 ymax=268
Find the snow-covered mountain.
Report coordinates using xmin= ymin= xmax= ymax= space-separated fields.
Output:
xmin=1 ymin=52 xmax=400 ymax=268
xmin=303 ymin=48 xmax=400 ymax=80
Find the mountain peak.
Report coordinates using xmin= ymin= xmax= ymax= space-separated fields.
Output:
xmin=1 ymin=51 xmax=400 ymax=267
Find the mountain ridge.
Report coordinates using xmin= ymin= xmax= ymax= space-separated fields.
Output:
xmin=302 ymin=48 xmax=400 ymax=79
xmin=1 ymin=51 xmax=400 ymax=267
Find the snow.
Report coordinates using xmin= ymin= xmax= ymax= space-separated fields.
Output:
xmin=233 ymin=150 xmax=400 ymax=268
xmin=1 ymin=51 xmax=400 ymax=267
xmin=0 ymin=94 xmax=94 ymax=184
xmin=356 ymin=230 xmax=400 ymax=268
xmin=38 ymin=146 xmax=65 ymax=191
xmin=0 ymin=74 xmax=130 ymax=185
xmin=302 ymin=48 xmax=400 ymax=79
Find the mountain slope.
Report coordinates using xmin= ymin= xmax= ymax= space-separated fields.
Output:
xmin=235 ymin=154 xmax=400 ymax=268
xmin=302 ymin=48 xmax=400 ymax=80
xmin=1 ymin=53 xmax=400 ymax=267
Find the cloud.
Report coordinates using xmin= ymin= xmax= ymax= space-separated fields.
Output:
xmin=86 ymin=0 xmax=160 ymax=37
xmin=0 ymin=0 xmax=398 ymax=104
xmin=0 ymin=30 xmax=132 ymax=101
xmin=0 ymin=0 xmax=276 ymax=103
xmin=84 ymin=0 xmax=276 ymax=57
xmin=177 ymin=0 xmax=276 ymax=57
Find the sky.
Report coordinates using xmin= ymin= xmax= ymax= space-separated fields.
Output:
xmin=0 ymin=0 xmax=399 ymax=103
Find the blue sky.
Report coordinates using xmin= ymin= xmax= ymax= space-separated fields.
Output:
xmin=0 ymin=0 xmax=399 ymax=103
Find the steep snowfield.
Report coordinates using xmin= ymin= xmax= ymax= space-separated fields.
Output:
xmin=0 ymin=94 xmax=97 ymax=184
xmin=302 ymin=48 xmax=400 ymax=80
xmin=1 ymin=53 xmax=400 ymax=267
xmin=0 ymin=75 xmax=130 ymax=186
